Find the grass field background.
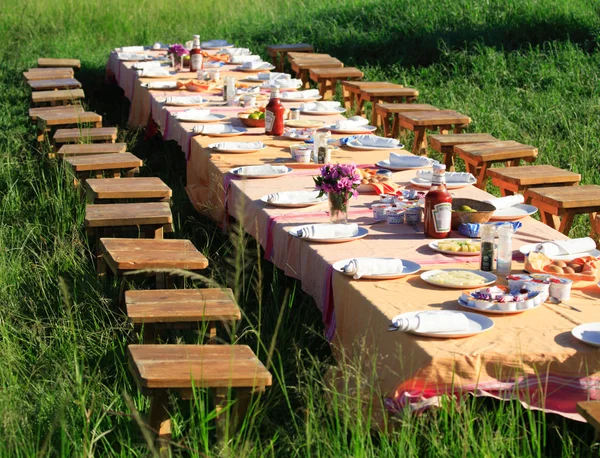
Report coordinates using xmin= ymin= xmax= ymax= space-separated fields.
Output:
xmin=0 ymin=0 xmax=600 ymax=456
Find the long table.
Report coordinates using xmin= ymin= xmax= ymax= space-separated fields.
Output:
xmin=106 ymin=49 xmax=600 ymax=421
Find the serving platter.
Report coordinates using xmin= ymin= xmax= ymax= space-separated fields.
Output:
xmin=457 ymin=298 xmax=541 ymax=315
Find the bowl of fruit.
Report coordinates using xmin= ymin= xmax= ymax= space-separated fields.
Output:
xmin=238 ymin=109 xmax=265 ymax=127
xmin=451 ymin=198 xmax=496 ymax=229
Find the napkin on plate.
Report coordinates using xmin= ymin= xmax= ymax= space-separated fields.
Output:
xmin=117 ymin=52 xmax=147 ymax=60
xmin=389 ymin=153 xmax=432 ymax=167
xmin=485 ymin=194 xmax=525 ymax=210
xmin=416 ymin=170 xmax=475 ymax=183
xmin=262 ymin=79 xmax=302 ymax=90
xmin=165 ymin=96 xmax=206 ymax=105
xmin=280 ymin=89 xmax=320 ymax=100
xmin=120 ymin=46 xmax=145 ymax=52
xmin=291 ymin=223 xmax=359 ymax=239
xmin=241 ymin=61 xmax=271 ymax=70
xmin=203 ymin=61 xmax=224 ymax=68
xmin=202 ymin=40 xmax=230 ymax=48
xmin=234 ymin=165 xmax=288 ymax=176
xmin=174 ymin=108 xmax=211 ymax=120
xmin=335 ymin=116 xmax=369 ymax=129
xmin=222 ymin=48 xmax=251 ymax=56
xmin=343 ymin=258 xmax=404 ymax=279
xmin=300 ymin=101 xmax=341 ymax=112
xmin=265 ymin=190 xmax=324 ymax=204
xmin=193 ymin=124 xmax=238 ymax=134
xmin=352 ymin=134 xmax=399 ymax=148
xmin=210 ymin=141 xmax=264 ymax=151
xmin=231 ymin=55 xmax=261 ymax=64
xmin=144 ymin=81 xmax=178 ymax=89
xmin=391 ymin=311 xmax=470 ymax=333
xmin=258 ymin=72 xmax=291 ymax=80
xmin=534 ymin=237 xmax=597 ymax=257
xmin=133 ymin=61 xmax=162 ymax=70
xmin=139 ymin=67 xmax=172 ymax=77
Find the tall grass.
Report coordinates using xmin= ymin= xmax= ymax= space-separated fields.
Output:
xmin=0 ymin=0 xmax=600 ymax=456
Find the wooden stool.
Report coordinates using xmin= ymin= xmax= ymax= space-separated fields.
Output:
xmin=309 ymin=67 xmax=363 ymax=100
xmin=31 ymin=89 xmax=85 ymax=107
xmin=54 ymin=127 xmax=118 ymax=146
xmin=375 ymin=103 xmax=439 ymax=138
xmin=64 ymin=153 xmax=142 ymax=183
xmin=127 ymin=344 xmax=271 ymax=449
xmin=57 ymin=143 xmax=127 ymax=158
xmin=577 ymin=401 xmax=600 ymax=440
xmin=524 ymin=185 xmax=600 ymax=235
xmin=429 ymin=133 xmax=497 ymax=171
xmin=38 ymin=58 xmax=81 ymax=69
xmin=86 ymin=177 xmax=172 ymax=203
xmin=28 ymin=78 xmax=82 ymax=91
xmin=125 ymin=288 xmax=241 ymax=343
xmin=359 ymin=87 xmax=420 ymax=126
xmin=487 ymin=165 xmax=581 ymax=197
xmin=397 ymin=110 xmax=471 ymax=156
xmin=340 ymin=82 xmax=402 ymax=112
xmin=85 ymin=202 xmax=173 ymax=239
xmin=29 ymin=105 xmax=83 ymax=123
xmin=266 ymin=43 xmax=313 ymax=72
xmin=24 ymin=69 xmax=74 ymax=81
xmin=455 ymin=141 xmax=538 ymax=189
xmin=37 ymin=111 xmax=102 ymax=142
xmin=290 ymin=58 xmax=343 ymax=89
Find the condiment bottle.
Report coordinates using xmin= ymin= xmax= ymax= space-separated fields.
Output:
xmin=312 ymin=132 xmax=328 ymax=164
xmin=189 ymin=35 xmax=202 ymax=72
xmin=265 ymin=87 xmax=285 ymax=136
xmin=479 ymin=224 xmax=496 ymax=272
xmin=423 ymin=164 xmax=453 ymax=239
xmin=496 ymin=223 xmax=514 ymax=275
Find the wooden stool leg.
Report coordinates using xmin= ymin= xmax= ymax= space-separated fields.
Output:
xmin=207 ymin=321 xmax=217 ymax=344
xmin=391 ymin=115 xmax=401 ymax=139
xmin=454 ymin=124 xmax=466 ymax=134
xmin=412 ymin=128 xmax=427 ymax=155
xmin=382 ymin=112 xmax=391 ymax=138
xmin=589 ymin=212 xmax=598 ymax=238
xmin=558 ymin=211 xmax=576 ymax=235
xmin=475 ymin=163 xmax=489 ymax=189
xmin=148 ymin=391 xmax=171 ymax=456
xmin=342 ymin=86 xmax=352 ymax=110
xmin=537 ymin=204 xmax=561 ymax=231
xmin=444 ymin=147 xmax=455 ymax=172
xmin=215 ymin=387 xmax=230 ymax=443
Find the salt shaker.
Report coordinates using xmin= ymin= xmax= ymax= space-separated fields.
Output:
xmin=480 ymin=224 xmax=495 ymax=272
xmin=312 ymin=132 xmax=328 ymax=164
xmin=496 ymin=223 xmax=514 ymax=275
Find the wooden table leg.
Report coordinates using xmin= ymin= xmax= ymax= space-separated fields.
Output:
xmin=590 ymin=212 xmax=598 ymax=238
xmin=444 ymin=147 xmax=455 ymax=172
xmin=475 ymin=163 xmax=489 ymax=189
xmin=391 ymin=115 xmax=401 ymax=138
xmin=148 ymin=390 xmax=171 ymax=456
xmin=412 ymin=127 xmax=427 ymax=155
xmin=382 ymin=112 xmax=391 ymax=137
xmin=342 ymin=86 xmax=352 ymax=111
xmin=558 ymin=210 xmax=575 ymax=235
xmin=356 ymin=94 xmax=366 ymax=115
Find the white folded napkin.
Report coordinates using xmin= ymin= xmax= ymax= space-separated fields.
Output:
xmin=485 ymin=194 xmax=525 ymax=211
xmin=234 ymin=165 xmax=288 ymax=176
xmin=139 ymin=67 xmax=172 ymax=77
xmin=353 ymin=134 xmax=399 ymax=148
xmin=335 ymin=116 xmax=369 ymax=129
xmin=203 ymin=61 xmax=223 ymax=68
xmin=242 ymin=61 xmax=271 ymax=70
xmin=258 ymin=72 xmax=291 ymax=81
xmin=262 ymin=79 xmax=302 ymax=89
xmin=416 ymin=170 xmax=475 ymax=183
xmin=280 ymin=89 xmax=320 ymax=100
xmin=210 ymin=141 xmax=264 ymax=151
xmin=202 ymin=40 xmax=230 ymax=48
xmin=391 ymin=311 xmax=470 ymax=333
xmin=535 ymin=237 xmax=597 ymax=257
xmin=231 ymin=55 xmax=261 ymax=64
xmin=292 ymin=223 xmax=359 ymax=239
xmin=144 ymin=81 xmax=178 ymax=89
xmin=266 ymin=190 xmax=324 ymax=205
xmin=174 ymin=108 xmax=211 ymax=120
xmin=164 ymin=96 xmax=206 ymax=105
xmin=236 ymin=86 xmax=260 ymax=95
xmin=343 ymin=258 xmax=404 ymax=279
xmin=193 ymin=124 xmax=239 ymax=134
xmin=120 ymin=46 xmax=145 ymax=52
xmin=133 ymin=61 xmax=162 ymax=70
xmin=300 ymin=101 xmax=341 ymax=112
xmin=389 ymin=153 xmax=431 ymax=167
xmin=222 ymin=47 xmax=251 ymax=56
xmin=117 ymin=52 xmax=147 ymax=60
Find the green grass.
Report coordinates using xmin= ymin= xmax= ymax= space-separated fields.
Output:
xmin=1 ymin=0 xmax=600 ymax=456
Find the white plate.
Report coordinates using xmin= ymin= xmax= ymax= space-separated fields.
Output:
xmin=410 ymin=177 xmax=476 ymax=190
xmin=518 ymin=244 xmax=600 ymax=261
xmin=328 ymin=125 xmax=378 ymax=134
xmin=458 ymin=298 xmax=540 ymax=315
xmin=141 ymin=72 xmax=177 ymax=78
xmin=390 ymin=310 xmax=494 ymax=338
xmin=420 ymin=269 xmax=497 ymax=289
xmin=202 ymin=127 xmax=247 ymax=137
xmin=301 ymin=107 xmax=346 ymax=116
xmin=260 ymin=194 xmax=327 ymax=208
xmin=376 ymin=159 xmax=433 ymax=171
xmin=490 ymin=204 xmax=538 ymax=221
xmin=571 ymin=322 xmax=600 ymax=347
xmin=235 ymin=65 xmax=276 ymax=73
xmin=142 ymin=82 xmax=179 ymax=90
xmin=280 ymin=95 xmax=322 ymax=102
xmin=229 ymin=166 xmax=293 ymax=179
xmin=281 ymin=134 xmax=312 ymax=141
xmin=289 ymin=226 xmax=368 ymax=243
xmin=202 ymin=42 xmax=234 ymax=50
xmin=428 ymin=239 xmax=481 ymax=256
xmin=209 ymin=143 xmax=266 ymax=154
xmin=177 ymin=114 xmax=227 ymax=123
xmin=163 ymin=100 xmax=207 ymax=107
xmin=118 ymin=54 xmax=153 ymax=61
xmin=333 ymin=258 xmax=421 ymax=279
xmin=345 ymin=139 xmax=403 ymax=150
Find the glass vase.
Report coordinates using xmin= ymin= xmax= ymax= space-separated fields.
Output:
xmin=328 ymin=193 xmax=349 ymax=224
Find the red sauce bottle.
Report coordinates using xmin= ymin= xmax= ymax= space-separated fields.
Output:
xmin=424 ymin=164 xmax=453 ymax=239
xmin=189 ymin=35 xmax=202 ymax=72
xmin=265 ymin=87 xmax=285 ymax=136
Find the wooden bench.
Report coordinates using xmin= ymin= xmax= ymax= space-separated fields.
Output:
xmin=487 ymin=165 xmax=581 ymax=197
xmin=125 ymin=288 xmax=241 ymax=343
xmin=375 ymin=103 xmax=439 ymax=138
xmin=37 ymin=111 xmax=102 ymax=142
xmin=38 ymin=58 xmax=81 ymax=69
xmin=340 ymin=82 xmax=402 ymax=112
xmin=85 ymin=202 xmax=174 ymax=239
xmin=57 ymin=143 xmax=127 ymax=158
xmin=359 ymin=87 xmax=420 ymax=126
xmin=28 ymin=78 xmax=82 ymax=91
xmin=455 ymin=141 xmax=538 ymax=189
xmin=577 ymin=401 xmax=600 ymax=440
xmin=53 ymin=127 xmax=118 ymax=145
xmin=266 ymin=43 xmax=313 ymax=72
xmin=308 ymin=67 xmax=363 ymax=100
xmin=397 ymin=110 xmax=471 ymax=156
xmin=31 ymin=89 xmax=85 ymax=107
xmin=29 ymin=105 xmax=83 ymax=123
xmin=524 ymin=185 xmax=600 ymax=236
xmin=290 ymin=57 xmax=343 ymax=89
xmin=429 ymin=133 xmax=497 ymax=171
xmin=127 ymin=344 xmax=271 ymax=448
xmin=64 ymin=152 xmax=142 ymax=183
xmin=86 ymin=177 xmax=172 ymax=203
xmin=24 ymin=69 xmax=74 ymax=81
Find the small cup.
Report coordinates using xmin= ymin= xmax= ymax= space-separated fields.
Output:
xmin=209 ymin=69 xmax=221 ymax=82
xmin=549 ymin=277 xmax=573 ymax=302
xmin=293 ymin=148 xmax=311 ymax=163
xmin=372 ymin=203 xmax=391 ymax=222
xmin=386 ymin=208 xmax=405 ymax=225
xmin=243 ymin=94 xmax=257 ymax=108
xmin=289 ymin=108 xmax=300 ymax=120
xmin=405 ymin=206 xmax=422 ymax=225
xmin=197 ymin=70 xmax=209 ymax=81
